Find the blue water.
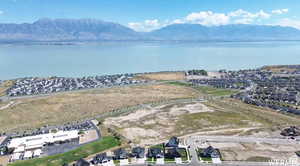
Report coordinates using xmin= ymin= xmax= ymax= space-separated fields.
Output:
xmin=1 ymin=41 xmax=300 ymax=80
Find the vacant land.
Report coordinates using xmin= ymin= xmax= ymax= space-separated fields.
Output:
xmin=9 ymin=136 xmax=120 ymax=166
xmin=135 ymin=72 xmax=186 ymax=81
xmin=261 ymin=65 xmax=298 ymax=73
xmin=104 ymin=98 xmax=300 ymax=145
xmin=167 ymin=81 xmax=237 ymax=97
xmin=213 ymin=142 xmax=300 ymax=161
xmin=0 ymin=84 xmax=198 ymax=132
xmin=0 ymin=80 xmax=14 ymax=97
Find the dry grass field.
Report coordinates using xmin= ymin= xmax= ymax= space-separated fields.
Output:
xmin=135 ymin=72 xmax=186 ymax=81
xmin=0 ymin=84 xmax=198 ymax=132
xmin=104 ymin=98 xmax=300 ymax=145
xmin=0 ymin=80 xmax=14 ymax=97
xmin=261 ymin=65 xmax=298 ymax=73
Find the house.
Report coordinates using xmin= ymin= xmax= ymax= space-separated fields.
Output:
xmin=165 ymin=137 xmax=179 ymax=148
xmin=281 ymin=126 xmax=300 ymax=136
xmin=147 ymin=148 xmax=164 ymax=159
xmin=201 ymin=146 xmax=221 ymax=158
xmin=74 ymin=158 xmax=90 ymax=166
xmin=91 ymin=153 xmax=112 ymax=164
xmin=164 ymin=148 xmax=181 ymax=159
xmin=114 ymin=148 xmax=128 ymax=160
xmin=131 ymin=147 xmax=145 ymax=158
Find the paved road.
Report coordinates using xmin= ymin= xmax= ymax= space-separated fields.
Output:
xmin=189 ymin=146 xmax=201 ymax=166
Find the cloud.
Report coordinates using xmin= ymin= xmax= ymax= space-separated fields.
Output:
xmin=277 ymin=18 xmax=300 ymax=30
xmin=172 ymin=19 xmax=185 ymax=24
xmin=128 ymin=19 xmax=167 ymax=32
xmin=128 ymin=8 xmax=288 ymax=32
xmin=272 ymin=9 xmax=289 ymax=14
xmin=228 ymin=9 xmax=271 ymax=24
xmin=234 ymin=18 xmax=254 ymax=24
xmin=185 ymin=11 xmax=230 ymax=26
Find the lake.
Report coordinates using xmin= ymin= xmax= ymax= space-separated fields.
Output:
xmin=1 ymin=41 xmax=300 ymax=80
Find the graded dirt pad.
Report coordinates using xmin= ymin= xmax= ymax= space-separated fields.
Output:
xmin=104 ymin=98 xmax=300 ymax=145
xmin=0 ymin=84 xmax=198 ymax=132
xmin=104 ymin=101 xmax=215 ymax=145
xmin=217 ymin=142 xmax=300 ymax=161
xmin=136 ymin=72 xmax=186 ymax=81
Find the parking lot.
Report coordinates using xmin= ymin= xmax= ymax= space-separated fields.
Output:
xmin=42 ymin=138 xmax=80 ymax=156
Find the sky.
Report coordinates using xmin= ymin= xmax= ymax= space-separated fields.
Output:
xmin=0 ymin=0 xmax=300 ymax=32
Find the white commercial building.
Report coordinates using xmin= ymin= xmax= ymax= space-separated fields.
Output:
xmin=8 ymin=130 xmax=79 ymax=154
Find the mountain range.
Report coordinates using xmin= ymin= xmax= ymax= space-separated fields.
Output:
xmin=1 ymin=18 xmax=300 ymax=42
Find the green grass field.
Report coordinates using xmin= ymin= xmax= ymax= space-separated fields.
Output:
xmin=194 ymin=86 xmax=237 ymax=96
xmin=246 ymin=156 xmax=272 ymax=162
xmin=166 ymin=81 xmax=237 ymax=96
xmin=9 ymin=136 xmax=120 ymax=166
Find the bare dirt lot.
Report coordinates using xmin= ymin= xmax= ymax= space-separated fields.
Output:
xmin=136 ymin=72 xmax=186 ymax=81
xmin=104 ymin=98 xmax=300 ymax=145
xmin=211 ymin=142 xmax=300 ymax=161
xmin=0 ymin=84 xmax=198 ymax=132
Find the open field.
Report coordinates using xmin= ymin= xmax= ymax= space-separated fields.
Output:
xmin=0 ymin=80 xmax=14 ymax=97
xmin=0 ymin=84 xmax=199 ymax=132
xmin=167 ymin=81 xmax=238 ymax=97
xmin=104 ymin=98 xmax=300 ymax=145
xmin=261 ymin=65 xmax=298 ymax=73
xmin=213 ymin=142 xmax=300 ymax=161
xmin=9 ymin=136 xmax=120 ymax=166
xmin=135 ymin=72 xmax=186 ymax=81
xmin=196 ymin=140 xmax=299 ymax=161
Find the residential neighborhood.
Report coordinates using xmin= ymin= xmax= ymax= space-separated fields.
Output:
xmin=6 ymin=74 xmax=148 ymax=97
xmin=189 ymin=67 xmax=300 ymax=115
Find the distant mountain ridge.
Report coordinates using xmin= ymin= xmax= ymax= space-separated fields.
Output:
xmin=0 ymin=18 xmax=141 ymax=42
xmin=149 ymin=24 xmax=300 ymax=41
xmin=0 ymin=18 xmax=300 ymax=42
